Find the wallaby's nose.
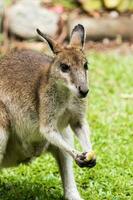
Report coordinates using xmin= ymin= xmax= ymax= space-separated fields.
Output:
xmin=79 ymin=87 xmax=89 ymax=98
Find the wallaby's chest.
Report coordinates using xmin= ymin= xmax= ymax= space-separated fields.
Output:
xmin=2 ymin=91 xmax=85 ymax=167
xmin=57 ymin=97 xmax=85 ymax=132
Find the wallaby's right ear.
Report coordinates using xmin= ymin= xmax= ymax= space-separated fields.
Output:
xmin=69 ymin=24 xmax=85 ymax=50
xmin=36 ymin=29 xmax=61 ymax=54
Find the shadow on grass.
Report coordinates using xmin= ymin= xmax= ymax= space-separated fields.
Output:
xmin=0 ymin=179 xmax=63 ymax=200
xmin=0 ymin=153 xmax=64 ymax=200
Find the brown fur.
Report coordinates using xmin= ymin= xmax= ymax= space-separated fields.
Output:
xmin=0 ymin=24 xmax=96 ymax=200
xmin=0 ymin=50 xmax=53 ymax=166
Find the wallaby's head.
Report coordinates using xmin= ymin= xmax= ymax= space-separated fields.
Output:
xmin=37 ymin=24 xmax=89 ymax=98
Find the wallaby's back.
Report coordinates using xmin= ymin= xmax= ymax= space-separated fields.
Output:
xmin=0 ymin=49 xmax=53 ymax=166
xmin=0 ymin=49 xmax=53 ymax=115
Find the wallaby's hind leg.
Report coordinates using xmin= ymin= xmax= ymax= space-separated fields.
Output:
xmin=0 ymin=101 xmax=9 ymax=165
xmin=49 ymin=127 xmax=83 ymax=200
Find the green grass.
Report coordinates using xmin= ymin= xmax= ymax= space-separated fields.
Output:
xmin=0 ymin=53 xmax=133 ymax=200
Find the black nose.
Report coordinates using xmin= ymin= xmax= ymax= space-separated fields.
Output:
xmin=79 ymin=87 xmax=89 ymax=98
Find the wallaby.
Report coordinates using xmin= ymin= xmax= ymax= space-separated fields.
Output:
xmin=0 ymin=24 xmax=96 ymax=200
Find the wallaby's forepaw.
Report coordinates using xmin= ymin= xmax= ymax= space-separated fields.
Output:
xmin=75 ymin=151 xmax=96 ymax=168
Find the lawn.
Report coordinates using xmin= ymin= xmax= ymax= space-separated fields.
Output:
xmin=0 ymin=52 xmax=132 ymax=200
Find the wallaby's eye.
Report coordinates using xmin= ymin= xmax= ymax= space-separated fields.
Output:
xmin=60 ymin=63 xmax=70 ymax=73
xmin=84 ymin=62 xmax=88 ymax=70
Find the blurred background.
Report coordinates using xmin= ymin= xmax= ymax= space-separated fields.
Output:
xmin=1 ymin=0 xmax=133 ymax=54
xmin=0 ymin=1 xmax=132 ymax=200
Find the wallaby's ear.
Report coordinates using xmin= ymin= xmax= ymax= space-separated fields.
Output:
xmin=69 ymin=24 xmax=85 ymax=50
xmin=36 ymin=29 xmax=61 ymax=54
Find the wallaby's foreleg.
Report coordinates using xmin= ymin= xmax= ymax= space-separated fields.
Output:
xmin=40 ymin=124 xmax=94 ymax=168
xmin=49 ymin=127 xmax=83 ymax=200
xmin=0 ymin=102 xmax=9 ymax=165
xmin=40 ymin=97 xmax=94 ymax=167
xmin=71 ymin=119 xmax=96 ymax=168
xmin=40 ymin=125 xmax=79 ymax=159
xmin=71 ymin=120 xmax=92 ymax=152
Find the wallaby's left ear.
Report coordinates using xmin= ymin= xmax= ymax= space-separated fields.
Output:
xmin=69 ymin=24 xmax=85 ymax=50
xmin=36 ymin=28 xmax=61 ymax=54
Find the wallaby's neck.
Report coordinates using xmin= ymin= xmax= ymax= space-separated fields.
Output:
xmin=43 ymin=75 xmax=71 ymax=106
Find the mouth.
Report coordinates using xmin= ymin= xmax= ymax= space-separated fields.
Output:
xmin=78 ymin=89 xmax=89 ymax=98
xmin=78 ymin=93 xmax=88 ymax=98
xmin=68 ymin=84 xmax=89 ymax=99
